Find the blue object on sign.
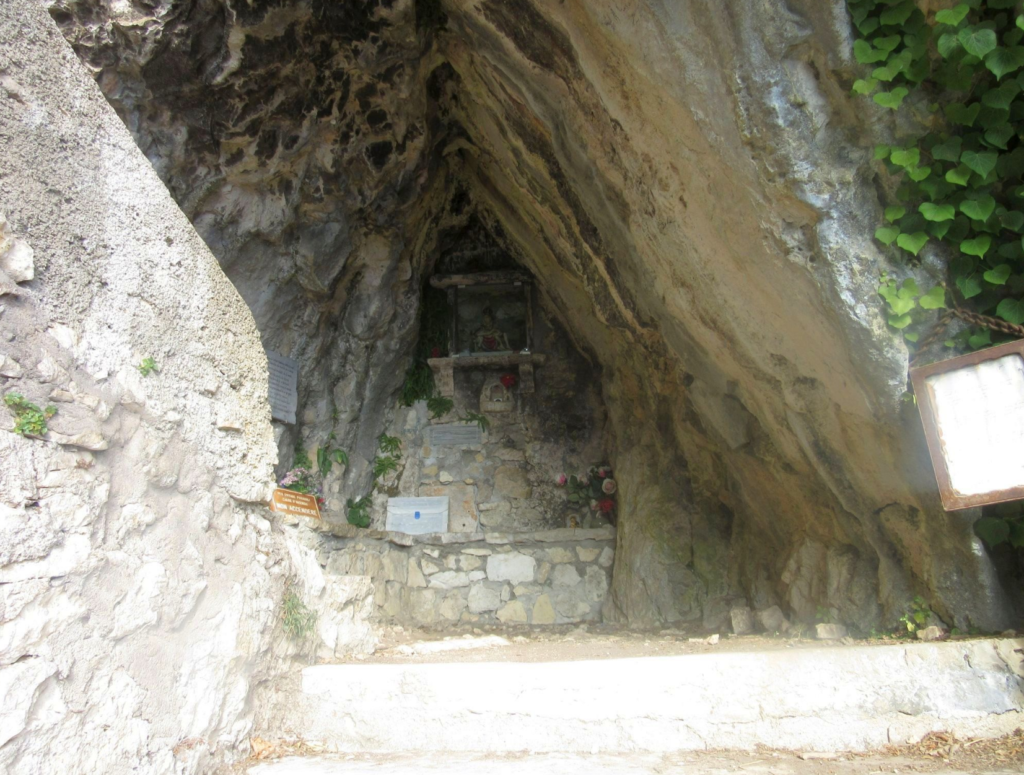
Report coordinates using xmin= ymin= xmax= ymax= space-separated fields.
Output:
xmin=414 ymin=511 xmax=421 ymax=520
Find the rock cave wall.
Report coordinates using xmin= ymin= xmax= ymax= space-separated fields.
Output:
xmin=47 ymin=0 xmax=1020 ymax=639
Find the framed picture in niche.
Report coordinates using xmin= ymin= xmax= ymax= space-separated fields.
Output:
xmin=455 ymin=283 xmax=530 ymax=356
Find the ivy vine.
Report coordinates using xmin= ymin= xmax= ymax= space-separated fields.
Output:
xmin=850 ymin=0 xmax=1024 ymax=348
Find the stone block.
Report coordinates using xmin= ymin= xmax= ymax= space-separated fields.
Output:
xmin=407 ymin=558 xmax=427 ymax=588
xmin=467 ymin=584 xmax=502 ymax=613
xmin=552 ymin=564 xmax=581 ymax=587
xmin=408 ymin=589 xmax=440 ymax=626
xmin=917 ymin=625 xmax=948 ymax=642
xmin=380 ymin=550 xmax=408 ymax=583
xmin=583 ymin=566 xmax=608 ymax=602
xmin=485 ymin=552 xmax=536 ymax=585
xmin=816 ymin=623 xmax=848 ymax=640
xmin=730 ymin=606 xmax=754 ymax=636
xmin=439 ymin=590 xmax=468 ymax=621
xmin=576 ymin=547 xmax=601 ymax=562
xmin=550 ymin=589 xmax=592 ymax=620
xmin=494 ymin=466 xmax=532 ymax=499
xmin=536 ymin=561 xmax=552 ymax=584
xmin=421 ymin=483 xmax=478 ymax=533
xmin=463 ymin=547 xmax=492 ymax=556
xmin=758 ymin=605 xmax=790 ymax=634
xmin=546 ymin=547 xmax=575 ymax=563
xmin=428 ymin=571 xmax=471 ymax=589
xmin=532 ymin=594 xmax=556 ymax=624
xmin=420 ymin=558 xmax=442 ymax=575
xmin=496 ymin=600 xmax=528 ymax=623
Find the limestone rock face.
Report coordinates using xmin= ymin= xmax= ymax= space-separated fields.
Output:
xmin=47 ymin=0 xmax=1015 ymax=640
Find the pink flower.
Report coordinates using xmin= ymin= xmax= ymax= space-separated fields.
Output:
xmin=556 ymin=473 xmax=567 ymax=486
xmin=589 ymin=499 xmax=599 ymax=512
xmin=602 ymin=478 xmax=617 ymax=495
xmin=597 ymin=466 xmax=612 ymax=479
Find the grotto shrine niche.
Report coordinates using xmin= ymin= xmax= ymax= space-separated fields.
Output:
xmin=427 ymin=270 xmax=546 ymax=396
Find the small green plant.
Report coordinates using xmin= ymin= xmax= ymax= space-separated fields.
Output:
xmin=4 ymin=394 xmax=56 ymax=437
xmin=373 ymin=455 xmax=399 ymax=479
xmin=137 ymin=357 xmax=159 ymax=377
xmin=316 ymin=433 xmax=349 ymax=477
xmin=899 ymin=595 xmax=932 ymax=634
xmin=281 ymin=588 xmax=318 ymax=642
xmin=974 ymin=501 xmax=1024 ymax=549
xmin=377 ymin=433 xmax=402 ymax=455
xmin=293 ymin=444 xmax=313 ymax=471
xmin=426 ymin=395 xmax=454 ymax=419
xmin=815 ymin=605 xmax=835 ymax=625
xmin=459 ymin=411 xmax=491 ymax=433
xmin=346 ymin=496 xmax=372 ymax=528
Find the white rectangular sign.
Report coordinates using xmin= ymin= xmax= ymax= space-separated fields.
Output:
xmin=925 ymin=352 xmax=1024 ymax=498
xmin=386 ymin=497 xmax=449 ymax=534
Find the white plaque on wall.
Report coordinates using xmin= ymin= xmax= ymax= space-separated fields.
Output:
xmin=911 ymin=339 xmax=1024 ymax=510
xmin=386 ymin=497 xmax=449 ymax=534
xmin=266 ymin=349 xmax=299 ymax=425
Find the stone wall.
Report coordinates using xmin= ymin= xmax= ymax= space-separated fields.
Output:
xmin=0 ymin=4 xmax=361 ymax=774
xmin=320 ymin=526 xmax=615 ymax=626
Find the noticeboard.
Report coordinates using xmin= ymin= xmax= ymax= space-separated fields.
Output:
xmin=269 ymin=488 xmax=321 ymax=520
xmin=266 ymin=350 xmax=299 ymax=425
xmin=910 ymin=339 xmax=1024 ymax=510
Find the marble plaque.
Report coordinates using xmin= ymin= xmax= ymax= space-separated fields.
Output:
xmin=428 ymin=423 xmax=483 ymax=446
xmin=387 ymin=497 xmax=449 ymax=534
xmin=266 ymin=349 xmax=298 ymax=424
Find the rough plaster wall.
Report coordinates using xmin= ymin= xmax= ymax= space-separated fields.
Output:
xmin=48 ymin=0 xmax=1017 ymax=633
xmin=0 ymin=2 xmax=314 ymax=773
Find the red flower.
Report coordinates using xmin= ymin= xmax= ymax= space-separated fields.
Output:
xmin=598 ymin=498 xmax=615 ymax=513
xmin=431 ymin=347 xmax=441 ymax=359
xmin=500 ymin=373 xmax=518 ymax=389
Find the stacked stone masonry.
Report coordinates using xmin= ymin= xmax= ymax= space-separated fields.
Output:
xmin=320 ymin=526 xmax=614 ymax=626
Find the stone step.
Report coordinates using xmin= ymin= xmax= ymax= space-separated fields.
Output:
xmin=259 ymin=638 xmax=1024 ymax=754
xmin=245 ymin=751 xmax=1021 ymax=775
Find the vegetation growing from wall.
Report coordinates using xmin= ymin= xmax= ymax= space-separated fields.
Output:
xmin=850 ymin=0 xmax=1024 ymax=553
xmin=281 ymin=588 xmax=318 ymax=642
xmin=850 ymin=0 xmax=1024 ymax=350
xmin=399 ymin=285 xmax=451 ymax=410
xmin=3 ymin=393 xmax=56 ymax=437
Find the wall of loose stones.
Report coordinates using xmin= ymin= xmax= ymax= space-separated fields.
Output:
xmin=318 ymin=527 xmax=615 ymax=626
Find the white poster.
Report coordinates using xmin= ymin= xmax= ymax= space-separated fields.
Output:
xmin=926 ymin=353 xmax=1024 ymax=497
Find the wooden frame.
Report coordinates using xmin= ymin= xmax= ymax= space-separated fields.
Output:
xmin=910 ymin=339 xmax=1024 ymax=510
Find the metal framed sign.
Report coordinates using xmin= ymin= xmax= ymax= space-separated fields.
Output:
xmin=910 ymin=339 xmax=1024 ymax=510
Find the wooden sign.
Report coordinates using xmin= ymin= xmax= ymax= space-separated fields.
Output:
xmin=910 ymin=339 xmax=1024 ymax=510
xmin=269 ymin=488 xmax=320 ymax=519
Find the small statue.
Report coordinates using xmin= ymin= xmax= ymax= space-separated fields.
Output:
xmin=473 ymin=307 xmax=510 ymax=352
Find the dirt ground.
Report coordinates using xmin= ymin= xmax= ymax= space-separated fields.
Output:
xmin=238 ymin=730 xmax=1024 ymax=774
xmin=333 ymin=622 xmax=1020 ymax=665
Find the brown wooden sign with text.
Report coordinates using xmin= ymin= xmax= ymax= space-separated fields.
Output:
xmin=269 ymin=488 xmax=321 ymax=519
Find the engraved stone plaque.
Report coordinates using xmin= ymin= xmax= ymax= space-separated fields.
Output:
xmin=428 ymin=423 xmax=483 ymax=447
xmin=387 ymin=497 xmax=449 ymax=534
xmin=266 ymin=349 xmax=298 ymax=425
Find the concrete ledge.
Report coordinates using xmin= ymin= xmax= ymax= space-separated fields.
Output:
xmin=261 ymin=639 xmax=1024 ymax=754
xmin=319 ymin=523 xmax=615 ymax=546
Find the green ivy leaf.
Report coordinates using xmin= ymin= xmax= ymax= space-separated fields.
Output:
xmin=957 ymin=273 xmax=984 ymax=299
xmin=996 ymin=296 xmax=1024 ymax=323
xmin=937 ymin=31 xmax=963 ymax=58
xmin=881 ymin=1 xmax=916 ymax=27
xmin=985 ymin=46 xmax=1024 ymax=79
xmin=932 ymin=136 xmax=963 ymax=161
xmin=961 ymin=234 xmax=993 ymax=257
xmin=946 ymin=164 xmax=973 ymax=186
xmin=874 ymin=87 xmax=910 ymax=109
xmin=960 ymin=196 xmax=997 ymax=221
xmin=907 ymin=165 xmax=932 ymax=182
xmin=904 ymin=331 xmax=920 ymax=342
xmin=897 ymin=231 xmax=929 ymax=255
xmin=1001 ymin=210 xmax=1024 ymax=231
xmin=960 ymin=149 xmax=999 ymax=176
xmin=875 ymin=34 xmax=903 ymax=53
xmin=854 ymin=39 xmax=889 ymax=64
xmin=936 ymin=4 xmax=970 ymax=27
xmin=984 ymin=123 xmax=1015 ymax=149
xmin=945 ymin=102 xmax=982 ymax=126
xmin=919 ymin=286 xmax=947 ymax=309
xmin=890 ymin=147 xmax=920 ymax=168
xmin=885 ymin=206 xmax=907 ymax=223
xmin=969 ymin=327 xmax=992 ymax=348
xmin=959 ymin=27 xmax=999 ymax=58
xmin=888 ymin=313 xmax=914 ymax=329
xmin=982 ymin=81 xmax=1021 ymax=108
xmin=853 ymin=78 xmax=879 ymax=95
xmin=920 ymin=202 xmax=956 ymax=221
xmin=928 ymin=219 xmax=953 ymax=239
xmin=984 ymin=264 xmax=1012 ymax=284
xmin=875 ymin=225 xmax=901 ymax=245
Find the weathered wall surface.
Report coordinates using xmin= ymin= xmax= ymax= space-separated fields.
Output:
xmin=0 ymin=3 xmax=310 ymax=773
xmin=48 ymin=0 xmax=1019 ymax=637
